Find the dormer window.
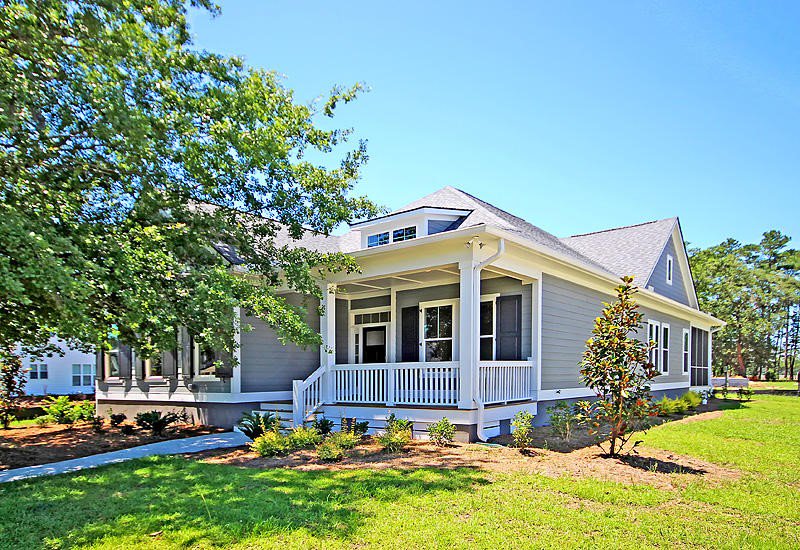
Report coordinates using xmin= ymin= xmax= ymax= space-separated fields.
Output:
xmin=367 ymin=232 xmax=390 ymax=248
xmin=392 ymin=226 xmax=416 ymax=242
xmin=666 ymin=254 xmax=674 ymax=285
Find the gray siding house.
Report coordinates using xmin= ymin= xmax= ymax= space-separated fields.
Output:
xmin=96 ymin=187 xmax=722 ymax=440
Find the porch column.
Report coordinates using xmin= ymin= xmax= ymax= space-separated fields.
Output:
xmin=707 ymin=329 xmax=713 ymax=387
xmin=320 ymin=284 xmax=336 ymax=403
xmin=231 ymin=306 xmax=242 ymax=394
xmin=458 ymin=259 xmax=478 ymax=409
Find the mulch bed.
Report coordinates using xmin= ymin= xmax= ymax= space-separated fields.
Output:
xmin=0 ymin=421 xmax=225 ymax=470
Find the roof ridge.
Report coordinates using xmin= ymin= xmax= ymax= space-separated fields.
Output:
xmin=567 ymin=217 xmax=676 ymax=239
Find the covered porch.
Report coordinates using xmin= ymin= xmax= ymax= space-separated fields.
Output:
xmin=293 ymin=242 xmax=542 ymax=424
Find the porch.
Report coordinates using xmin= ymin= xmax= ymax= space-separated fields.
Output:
xmin=291 ymin=241 xmax=543 ymax=425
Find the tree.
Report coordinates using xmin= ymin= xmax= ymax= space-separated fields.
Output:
xmin=577 ymin=276 xmax=659 ymax=457
xmin=0 ymin=349 xmax=25 ymax=428
xmin=0 ymin=1 xmax=378 ymax=369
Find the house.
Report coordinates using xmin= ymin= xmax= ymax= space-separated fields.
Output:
xmin=22 ymin=337 xmax=97 ymax=396
xmin=95 ymin=187 xmax=722 ymax=440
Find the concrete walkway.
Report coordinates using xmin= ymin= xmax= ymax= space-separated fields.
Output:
xmin=0 ymin=431 xmax=250 ymax=484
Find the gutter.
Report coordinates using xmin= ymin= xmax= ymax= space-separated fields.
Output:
xmin=473 ymin=238 xmax=506 ymax=442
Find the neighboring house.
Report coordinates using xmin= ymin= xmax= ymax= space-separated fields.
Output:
xmin=95 ymin=187 xmax=722 ymax=440
xmin=22 ymin=337 xmax=97 ymax=396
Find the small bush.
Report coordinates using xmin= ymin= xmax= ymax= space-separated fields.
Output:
xmin=119 ymin=424 xmax=135 ymax=435
xmin=376 ymin=429 xmax=411 ymax=453
xmin=680 ymin=391 xmax=703 ymax=409
xmin=287 ymin=426 xmax=322 ymax=448
xmin=134 ymin=410 xmax=181 ymax=436
xmin=547 ymin=401 xmax=580 ymax=441
xmin=657 ymin=396 xmax=677 ymax=416
xmin=251 ymin=431 xmax=289 ymax=457
xmin=109 ymin=412 xmax=127 ymax=427
xmin=737 ymin=387 xmax=754 ymax=401
xmin=74 ymin=401 xmax=96 ymax=421
xmin=328 ymin=430 xmax=361 ymax=450
xmin=386 ymin=412 xmax=412 ymax=434
xmin=427 ymin=417 xmax=456 ymax=446
xmin=672 ymin=397 xmax=689 ymax=414
xmin=34 ymin=415 xmax=52 ymax=427
xmin=720 ymin=386 xmax=729 ymax=399
xmin=317 ymin=440 xmax=345 ymax=462
xmin=511 ymin=410 xmax=534 ymax=449
xmin=238 ymin=411 xmax=278 ymax=440
xmin=44 ymin=396 xmax=77 ymax=425
xmin=312 ymin=416 xmax=334 ymax=436
xmin=765 ymin=370 xmax=778 ymax=382
xmin=90 ymin=415 xmax=104 ymax=432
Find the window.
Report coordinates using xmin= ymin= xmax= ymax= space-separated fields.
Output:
xmin=354 ymin=333 xmax=360 ymax=364
xmin=661 ymin=324 xmax=670 ymax=374
xmin=354 ymin=311 xmax=390 ymax=325
xmin=144 ymin=354 xmax=163 ymax=378
xmin=682 ymin=329 xmax=690 ymax=374
xmin=666 ymin=254 xmax=674 ymax=285
xmin=72 ymin=364 xmax=95 ymax=386
xmin=367 ymin=232 xmax=389 ymax=248
xmin=392 ymin=226 xmax=416 ymax=242
xmin=29 ymin=363 xmax=48 ymax=380
xmin=423 ymin=304 xmax=454 ymax=361
xmin=479 ymin=300 xmax=494 ymax=360
xmin=190 ymin=338 xmax=225 ymax=377
xmin=647 ymin=320 xmax=660 ymax=371
xmin=105 ymin=343 xmax=121 ymax=378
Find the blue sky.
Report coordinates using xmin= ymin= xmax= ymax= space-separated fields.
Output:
xmin=189 ymin=1 xmax=799 ymax=249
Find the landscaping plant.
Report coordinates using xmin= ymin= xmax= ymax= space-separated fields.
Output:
xmin=427 ymin=417 xmax=456 ymax=446
xmin=0 ymin=351 xmax=26 ymax=428
xmin=681 ymin=391 xmax=703 ymax=409
xmin=376 ymin=429 xmax=411 ymax=453
xmin=74 ymin=401 xmax=96 ymax=422
xmin=44 ymin=396 xmax=79 ymax=425
xmin=511 ymin=410 xmax=534 ymax=449
xmin=737 ymin=387 xmax=754 ymax=401
xmin=238 ymin=411 xmax=278 ymax=440
xmin=250 ymin=431 xmax=289 ymax=457
xmin=386 ymin=412 xmax=413 ymax=433
xmin=134 ymin=410 xmax=182 ymax=436
xmin=287 ymin=426 xmax=323 ymax=448
xmin=547 ymin=402 xmax=580 ymax=441
xmin=316 ymin=440 xmax=345 ymax=462
xmin=312 ymin=416 xmax=335 ymax=436
xmin=109 ymin=413 xmax=127 ymax=427
xmin=576 ymin=276 xmax=659 ymax=457
xmin=327 ymin=430 xmax=361 ymax=450
xmin=342 ymin=417 xmax=370 ymax=436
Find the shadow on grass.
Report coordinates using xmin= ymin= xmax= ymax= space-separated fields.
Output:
xmin=0 ymin=455 xmax=489 ymax=548
xmin=616 ymin=454 xmax=706 ymax=475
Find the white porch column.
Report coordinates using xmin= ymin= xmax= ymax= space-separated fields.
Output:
xmin=707 ymin=329 xmax=713 ymax=387
xmin=231 ymin=306 xmax=242 ymax=394
xmin=458 ymin=259 xmax=478 ymax=409
xmin=320 ymin=283 xmax=337 ymax=403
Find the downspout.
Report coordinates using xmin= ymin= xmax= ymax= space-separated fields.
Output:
xmin=473 ymin=238 xmax=506 ymax=441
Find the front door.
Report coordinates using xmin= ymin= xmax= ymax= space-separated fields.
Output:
xmin=362 ymin=326 xmax=387 ymax=363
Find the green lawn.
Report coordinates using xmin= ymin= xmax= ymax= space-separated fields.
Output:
xmin=749 ymin=380 xmax=799 ymax=391
xmin=1 ymin=396 xmax=798 ymax=549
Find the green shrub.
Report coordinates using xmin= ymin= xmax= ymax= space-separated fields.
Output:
xmin=547 ymin=401 xmax=580 ymax=441
xmin=90 ymin=415 xmax=104 ymax=432
xmin=34 ymin=415 xmax=52 ymax=427
xmin=119 ymin=424 xmax=135 ymax=435
xmin=376 ymin=428 xmax=411 ymax=453
xmin=251 ymin=431 xmax=289 ymax=457
xmin=287 ymin=426 xmax=322 ymax=448
xmin=672 ymin=397 xmax=689 ymax=414
xmin=341 ymin=417 xmax=369 ymax=436
xmin=657 ymin=396 xmax=677 ymax=416
xmin=765 ymin=370 xmax=778 ymax=382
xmin=74 ymin=401 xmax=96 ymax=421
xmin=312 ymin=416 xmax=334 ymax=436
xmin=237 ymin=411 xmax=278 ymax=440
xmin=44 ymin=396 xmax=78 ymax=425
xmin=738 ymin=387 xmax=754 ymax=401
xmin=427 ymin=417 xmax=456 ymax=446
xmin=680 ymin=391 xmax=703 ymax=409
xmin=109 ymin=412 xmax=127 ymax=427
xmin=317 ymin=440 xmax=345 ymax=462
xmin=328 ymin=430 xmax=361 ymax=450
xmin=511 ymin=410 xmax=534 ymax=449
xmin=134 ymin=410 xmax=181 ymax=435
xmin=386 ymin=412 xmax=412 ymax=434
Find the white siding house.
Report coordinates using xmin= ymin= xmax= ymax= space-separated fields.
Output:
xmin=23 ymin=338 xmax=97 ymax=396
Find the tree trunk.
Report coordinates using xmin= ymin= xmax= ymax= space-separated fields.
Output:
xmin=736 ymin=340 xmax=746 ymax=377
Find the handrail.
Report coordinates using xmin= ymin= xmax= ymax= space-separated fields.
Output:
xmin=292 ymin=364 xmax=326 ymax=426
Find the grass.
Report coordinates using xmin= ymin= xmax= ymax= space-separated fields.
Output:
xmin=0 ymin=396 xmax=798 ymax=549
xmin=748 ymin=380 xmax=799 ymax=391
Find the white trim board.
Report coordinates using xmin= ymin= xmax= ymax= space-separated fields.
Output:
xmin=537 ymin=381 xmax=692 ymax=402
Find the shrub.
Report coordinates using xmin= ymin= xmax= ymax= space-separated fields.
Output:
xmin=547 ymin=401 xmax=580 ymax=441
xmin=511 ymin=410 xmax=534 ymax=449
xmin=90 ymin=415 xmax=104 ymax=432
xmin=672 ymin=397 xmax=689 ymax=414
xmin=720 ymin=386 xmax=729 ymax=399
xmin=386 ymin=412 xmax=412 ymax=434
xmin=238 ymin=411 xmax=278 ymax=440
xmin=134 ymin=410 xmax=181 ymax=436
xmin=119 ymin=424 xmax=136 ymax=435
xmin=312 ymin=416 xmax=334 ymax=436
xmin=737 ymin=387 xmax=754 ymax=401
xmin=74 ymin=401 xmax=96 ymax=421
xmin=109 ymin=412 xmax=127 ymax=427
xmin=376 ymin=428 xmax=411 ymax=453
xmin=250 ymin=431 xmax=289 ymax=457
xmin=317 ymin=439 xmax=345 ymax=462
xmin=680 ymin=391 xmax=703 ymax=409
xmin=287 ymin=426 xmax=323 ymax=448
xmin=657 ymin=396 xmax=677 ymax=416
xmin=765 ymin=370 xmax=778 ymax=382
xmin=34 ymin=415 xmax=52 ymax=427
xmin=44 ymin=396 xmax=78 ymax=425
xmin=340 ymin=418 xmax=370 ymax=436
xmin=427 ymin=417 xmax=456 ymax=446
xmin=328 ymin=430 xmax=361 ymax=450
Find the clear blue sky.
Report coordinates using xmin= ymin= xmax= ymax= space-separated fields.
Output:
xmin=189 ymin=1 xmax=799 ymax=249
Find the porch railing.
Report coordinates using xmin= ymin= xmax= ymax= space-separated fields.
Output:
xmin=333 ymin=362 xmax=460 ymax=407
xmin=292 ymin=365 xmax=326 ymax=425
xmin=478 ymin=359 xmax=536 ymax=404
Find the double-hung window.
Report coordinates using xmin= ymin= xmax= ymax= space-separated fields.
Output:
xmin=479 ymin=300 xmax=495 ymax=360
xmin=367 ymin=232 xmax=389 ymax=248
xmin=647 ymin=320 xmax=660 ymax=371
xmin=72 ymin=364 xmax=95 ymax=386
xmin=661 ymin=324 xmax=670 ymax=374
xmin=29 ymin=363 xmax=48 ymax=380
xmin=682 ymin=329 xmax=690 ymax=374
xmin=423 ymin=304 xmax=454 ymax=362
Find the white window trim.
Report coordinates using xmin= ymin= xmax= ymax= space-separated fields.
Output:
xmin=391 ymin=225 xmax=418 ymax=243
xmin=682 ymin=328 xmax=691 ymax=375
xmin=348 ymin=306 xmax=392 ymax=364
xmin=647 ymin=320 xmax=660 ymax=372
xmin=366 ymin=231 xmax=390 ymax=248
xmin=29 ymin=363 xmax=48 ymax=380
xmin=191 ymin=342 xmax=223 ymax=381
xmin=419 ymin=298 xmax=459 ymax=362
xmin=104 ymin=344 xmax=121 ymax=380
xmin=661 ymin=323 xmax=670 ymax=374
xmin=479 ymin=293 xmax=499 ymax=361
xmin=72 ymin=363 xmax=95 ymax=387
xmin=666 ymin=254 xmax=674 ymax=286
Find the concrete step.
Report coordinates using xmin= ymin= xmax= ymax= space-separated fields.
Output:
xmin=259 ymin=401 xmax=293 ymax=413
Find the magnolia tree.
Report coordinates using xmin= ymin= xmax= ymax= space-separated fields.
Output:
xmin=576 ymin=276 xmax=659 ymax=456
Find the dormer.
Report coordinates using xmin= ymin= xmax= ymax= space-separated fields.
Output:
xmin=350 ymin=207 xmax=472 ymax=250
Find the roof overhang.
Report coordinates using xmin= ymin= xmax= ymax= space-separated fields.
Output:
xmin=349 ymin=206 xmax=472 ymax=229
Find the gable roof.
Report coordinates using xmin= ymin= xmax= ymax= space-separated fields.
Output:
xmin=561 ymin=218 xmax=678 ymax=285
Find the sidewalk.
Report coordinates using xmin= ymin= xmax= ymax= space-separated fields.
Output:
xmin=0 ymin=431 xmax=250 ymax=483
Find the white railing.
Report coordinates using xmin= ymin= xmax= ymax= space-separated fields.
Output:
xmin=478 ymin=360 xmax=536 ymax=404
xmin=292 ymin=365 xmax=326 ymax=426
xmin=333 ymin=362 xmax=460 ymax=407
